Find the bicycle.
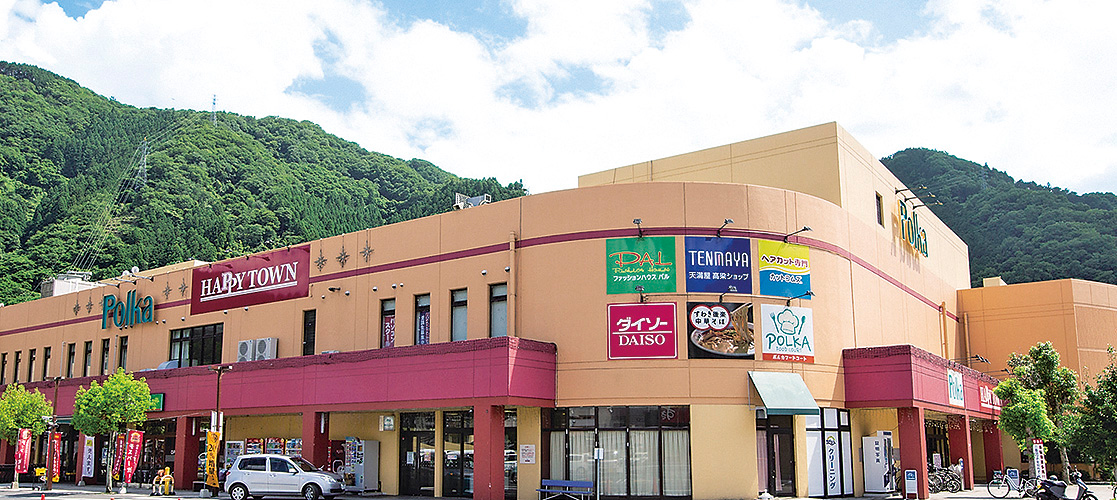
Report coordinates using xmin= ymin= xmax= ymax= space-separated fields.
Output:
xmin=989 ymin=468 xmax=1038 ymax=498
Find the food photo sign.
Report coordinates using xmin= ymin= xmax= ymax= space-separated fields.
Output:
xmin=687 ymin=301 xmax=754 ymax=358
xmin=607 ymin=302 xmax=678 ymax=359
xmin=759 ymin=304 xmax=815 ymax=362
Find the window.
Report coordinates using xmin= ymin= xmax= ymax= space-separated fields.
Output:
xmin=65 ymin=343 xmax=76 ymax=378
xmin=381 ymin=299 xmax=396 ymax=348
xmin=100 ymin=339 xmax=110 ymax=376
xmin=13 ymin=351 xmax=22 ymax=383
xmin=875 ymin=193 xmax=884 ymax=227
xmin=1 ymin=353 xmax=7 ymax=385
xmin=83 ymin=341 xmax=93 ymax=377
xmin=117 ymin=336 xmax=128 ymax=371
xmin=303 ymin=310 xmax=316 ymax=356
xmin=490 ymin=284 xmax=508 ymax=337
xmin=415 ymin=294 xmax=431 ymax=345
xmin=450 ymin=289 xmax=468 ymax=341
xmin=239 ymin=457 xmax=266 ymax=471
xmin=169 ymin=324 xmax=223 ymax=367
xmin=27 ymin=348 xmax=36 ymax=382
xmin=270 ymin=457 xmax=292 ymax=473
xmin=41 ymin=346 xmax=51 ymax=380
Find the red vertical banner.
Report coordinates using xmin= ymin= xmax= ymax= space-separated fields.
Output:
xmin=14 ymin=428 xmax=32 ymax=473
xmin=50 ymin=432 xmax=62 ymax=480
xmin=123 ymin=430 xmax=144 ymax=483
xmin=113 ymin=434 xmax=126 ymax=479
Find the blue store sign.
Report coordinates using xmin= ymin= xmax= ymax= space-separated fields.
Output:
xmin=684 ymin=236 xmax=751 ymax=293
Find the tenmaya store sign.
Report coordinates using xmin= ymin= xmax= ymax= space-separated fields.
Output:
xmin=101 ymin=290 xmax=155 ymax=329
xmin=684 ymin=236 xmax=751 ymax=293
xmin=607 ymin=302 xmax=677 ymax=359
xmin=606 ymin=237 xmax=676 ymax=294
xmin=192 ymin=245 xmax=311 ymax=314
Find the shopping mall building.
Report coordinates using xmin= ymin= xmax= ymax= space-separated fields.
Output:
xmin=2 ymin=123 xmax=1115 ymax=500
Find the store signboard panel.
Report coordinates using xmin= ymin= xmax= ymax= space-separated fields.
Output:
xmin=606 ymin=237 xmax=676 ymax=294
xmin=684 ymin=236 xmax=751 ymax=293
xmin=191 ymin=245 xmax=311 ymax=314
xmin=757 ymin=240 xmax=810 ymax=299
xmin=607 ymin=302 xmax=677 ymax=359
xmin=759 ymin=304 xmax=814 ymax=363
xmin=687 ymin=301 xmax=754 ymax=358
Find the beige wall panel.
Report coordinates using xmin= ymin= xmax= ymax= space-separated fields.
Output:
xmin=803 ymin=368 xmax=843 ymax=405
xmin=849 ymin=408 xmax=898 ymax=496
xmin=226 ymin=414 xmax=301 ymax=440
xmin=745 ymin=185 xmax=791 ymax=235
xmin=517 ymin=407 xmax=542 ymax=500
xmin=362 ymin=216 xmax=443 ymax=269
xmin=809 ymin=253 xmax=855 ymax=367
xmin=557 ymin=365 xmax=692 ymax=405
xmin=328 ymin=411 xmax=400 ymax=494
xmin=648 ymin=145 xmax=731 ymax=182
xmin=520 ymin=182 xmax=687 ymax=240
xmin=686 ymin=366 xmax=753 ymax=403
xmin=681 ymin=183 xmax=750 ymax=230
xmin=850 ymin=265 xmax=885 ymax=348
xmin=517 ymin=240 xmax=609 ymax=363
xmin=439 ymin=198 xmax=521 ymax=254
xmin=691 ymin=405 xmax=758 ymax=500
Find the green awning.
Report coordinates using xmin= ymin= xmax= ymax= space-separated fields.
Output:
xmin=749 ymin=371 xmax=820 ymax=416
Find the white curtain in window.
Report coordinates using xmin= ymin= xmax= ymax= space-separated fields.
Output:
xmin=629 ymin=430 xmax=660 ymax=496
xmin=549 ymin=432 xmax=566 ymax=481
xmin=600 ymin=431 xmax=627 ymax=495
xmin=569 ymin=431 xmax=594 ymax=482
xmin=662 ymin=430 xmax=691 ymax=496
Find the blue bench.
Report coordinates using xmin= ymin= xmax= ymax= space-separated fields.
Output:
xmin=538 ymin=479 xmax=594 ymax=500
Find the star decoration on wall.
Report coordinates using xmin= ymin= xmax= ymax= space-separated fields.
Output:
xmin=361 ymin=241 xmax=373 ymax=263
xmin=86 ymin=298 xmax=94 ymax=313
xmin=163 ymin=283 xmax=173 ymax=300
xmin=73 ymin=300 xmax=80 ymax=315
xmin=315 ymin=249 xmax=328 ymax=271
xmin=337 ymin=246 xmax=350 ymax=268
xmin=179 ymin=279 xmax=189 ymax=297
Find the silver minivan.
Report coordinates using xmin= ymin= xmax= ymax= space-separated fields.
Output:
xmin=225 ymin=454 xmax=344 ymax=500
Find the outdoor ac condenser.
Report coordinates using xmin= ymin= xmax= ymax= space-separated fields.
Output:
xmin=255 ymin=337 xmax=278 ymax=360
xmin=237 ymin=340 xmax=254 ymax=362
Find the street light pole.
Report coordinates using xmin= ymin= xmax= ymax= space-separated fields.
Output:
xmin=44 ymin=376 xmax=61 ymax=491
xmin=208 ymin=365 xmax=232 ymax=494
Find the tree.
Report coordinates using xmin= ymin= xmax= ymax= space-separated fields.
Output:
xmin=71 ymin=368 xmax=152 ymax=491
xmin=1004 ymin=342 xmax=1080 ymax=480
xmin=0 ymin=384 xmax=53 ymax=443
xmin=1070 ymin=348 xmax=1117 ymax=480
xmin=995 ymin=377 xmax=1056 ymax=456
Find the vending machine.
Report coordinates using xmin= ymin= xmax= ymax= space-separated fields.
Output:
xmin=342 ymin=437 xmax=380 ymax=492
xmin=862 ymin=431 xmax=896 ymax=493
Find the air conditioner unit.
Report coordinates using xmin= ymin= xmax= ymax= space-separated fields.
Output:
xmin=255 ymin=337 xmax=278 ymax=360
xmin=451 ymin=202 xmax=467 ymax=210
xmin=756 ymin=407 xmax=768 ymax=420
xmin=237 ymin=340 xmax=254 ymax=362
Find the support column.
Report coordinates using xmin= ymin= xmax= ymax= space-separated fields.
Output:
xmin=898 ymin=407 xmax=929 ymax=499
xmin=473 ymin=404 xmax=506 ymax=500
xmin=983 ymin=420 xmax=1005 ymax=483
xmin=174 ymin=416 xmax=201 ymax=491
xmin=301 ymin=412 xmax=330 ymax=468
xmin=947 ymin=414 xmax=974 ymax=489
xmin=74 ymin=435 xmax=85 ymax=485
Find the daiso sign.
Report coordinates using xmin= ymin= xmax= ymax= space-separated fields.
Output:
xmin=607 ymin=302 xmax=677 ymax=360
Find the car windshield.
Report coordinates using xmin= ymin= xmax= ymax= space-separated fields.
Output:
xmin=289 ymin=456 xmax=319 ymax=472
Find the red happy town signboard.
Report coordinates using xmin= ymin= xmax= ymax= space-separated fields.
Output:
xmin=607 ymin=302 xmax=677 ymax=360
xmin=192 ymin=246 xmax=311 ymax=314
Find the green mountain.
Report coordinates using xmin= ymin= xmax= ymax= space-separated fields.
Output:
xmin=0 ymin=62 xmax=525 ymax=305
xmin=882 ymin=149 xmax=1117 ymax=288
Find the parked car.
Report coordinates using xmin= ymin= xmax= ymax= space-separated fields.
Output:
xmin=224 ymin=454 xmax=344 ymax=500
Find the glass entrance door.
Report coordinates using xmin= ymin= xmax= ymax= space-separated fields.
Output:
xmin=758 ymin=415 xmax=797 ymax=497
xmin=400 ymin=412 xmax=436 ymax=496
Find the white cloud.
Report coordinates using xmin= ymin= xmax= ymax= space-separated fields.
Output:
xmin=1 ymin=0 xmax=1115 ymax=194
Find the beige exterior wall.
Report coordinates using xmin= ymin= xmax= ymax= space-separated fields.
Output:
xmin=690 ymin=405 xmax=758 ymax=499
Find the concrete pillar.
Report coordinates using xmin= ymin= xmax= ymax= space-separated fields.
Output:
xmin=897 ymin=407 xmax=929 ymax=499
xmin=74 ymin=435 xmax=85 ymax=485
xmin=301 ymin=412 xmax=330 ymax=468
xmin=983 ymin=420 xmax=1005 ymax=482
xmin=473 ymin=404 xmax=506 ymax=500
xmin=947 ymin=414 xmax=974 ymax=489
xmin=174 ymin=416 xmax=201 ymax=490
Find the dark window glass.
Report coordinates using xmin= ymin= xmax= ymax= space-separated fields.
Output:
xmin=27 ymin=348 xmax=36 ymax=382
xmin=1 ymin=352 xmax=7 ymax=385
xmin=13 ymin=351 xmax=22 ymax=383
xmin=381 ymin=299 xmax=396 ymax=348
xmin=415 ymin=294 xmax=431 ymax=345
xmin=629 ymin=406 xmax=660 ymax=428
xmin=569 ymin=407 xmax=595 ymax=429
xmin=489 ymin=284 xmax=508 ymax=337
xmin=876 ymin=193 xmax=884 ymax=226
xmin=66 ymin=343 xmax=76 ymax=378
xmin=239 ymin=457 xmax=266 ymax=471
xmin=598 ymin=406 xmax=628 ymax=428
xmin=117 ymin=336 xmax=128 ymax=371
xmin=659 ymin=406 xmax=690 ymax=427
xmin=269 ymin=458 xmax=291 ymax=473
xmin=303 ymin=310 xmax=316 ymax=356
xmin=450 ymin=289 xmax=468 ymax=341
xmin=100 ymin=339 xmax=110 ymax=375
xmin=401 ymin=412 xmax=436 ymax=431
xmin=83 ymin=341 xmax=92 ymax=377
xmin=169 ymin=324 xmax=223 ymax=367
xmin=41 ymin=346 xmax=51 ymax=380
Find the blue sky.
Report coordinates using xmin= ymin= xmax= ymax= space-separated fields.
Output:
xmin=5 ymin=0 xmax=1116 ymax=194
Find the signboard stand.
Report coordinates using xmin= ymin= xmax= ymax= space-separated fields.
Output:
xmin=904 ymin=469 xmax=917 ymax=499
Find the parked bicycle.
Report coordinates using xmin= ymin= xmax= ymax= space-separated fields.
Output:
xmin=930 ymin=465 xmax=963 ymax=493
xmin=989 ymin=468 xmax=1039 ymax=498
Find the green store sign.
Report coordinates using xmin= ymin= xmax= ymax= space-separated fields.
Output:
xmin=606 ymin=236 xmax=677 ymax=294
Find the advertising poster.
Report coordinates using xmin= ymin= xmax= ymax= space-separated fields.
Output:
xmin=684 ymin=236 xmax=751 ymax=293
xmin=191 ymin=245 xmax=311 ymax=314
xmin=979 ymin=382 xmax=1002 ymax=413
xmin=1032 ymin=439 xmax=1046 ymax=480
xmin=82 ymin=435 xmax=96 ymax=478
xmin=205 ymin=431 xmax=220 ymax=488
xmin=606 ymin=237 xmax=677 ymax=294
xmin=948 ymin=370 xmax=965 ymax=407
xmin=759 ymin=304 xmax=815 ymax=362
xmin=687 ymin=302 xmax=754 ymax=358
xmin=50 ymin=432 xmax=62 ymax=480
xmin=122 ymin=430 xmax=144 ymax=483
xmin=757 ymin=240 xmax=811 ymax=299
xmin=381 ymin=316 xmax=395 ymax=348
xmin=14 ymin=428 xmax=31 ymax=473
xmin=607 ymin=302 xmax=677 ymax=360
xmin=113 ymin=434 xmax=126 ymax=479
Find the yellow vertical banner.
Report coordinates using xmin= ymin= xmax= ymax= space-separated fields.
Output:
xmin=205 ymin=431 xmax=221 ymax=488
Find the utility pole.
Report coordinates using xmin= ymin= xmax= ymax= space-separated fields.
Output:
xmin=212 ymin=95 xmax=217 ymax=126
xmin=44 ymin=376 xmax=61 ymax=491
xmin=209 ymin=365 xmax=232 ymax=494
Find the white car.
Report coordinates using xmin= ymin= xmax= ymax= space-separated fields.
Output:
xmin=224 ymin=454 xmax=344 ymax=500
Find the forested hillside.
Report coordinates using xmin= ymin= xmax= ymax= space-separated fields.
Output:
xmin=882 ymin=149 xmax=1117 ymax=288
xmin=0 ymin=62 xmax=525 ymax=305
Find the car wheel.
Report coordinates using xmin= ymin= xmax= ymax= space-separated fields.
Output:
xmin=303 ymin=484 xmax=321 ymax=500
xmin=229 ymin=484 xmax=249 ymax=500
